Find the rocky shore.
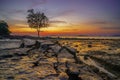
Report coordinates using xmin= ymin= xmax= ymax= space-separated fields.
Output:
xmin=0 ymin=38 xmax=120 ymax=80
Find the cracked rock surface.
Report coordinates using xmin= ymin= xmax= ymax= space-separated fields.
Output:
xmin=0 ymin=39 xmax=120 ymax=80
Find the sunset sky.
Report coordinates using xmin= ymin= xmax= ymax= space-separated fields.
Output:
xmin=0 ymin=0 xmax=120 ymax=36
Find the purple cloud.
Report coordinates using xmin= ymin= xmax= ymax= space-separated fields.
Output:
xmin=86 ymin=20 xmax=109 ymax=25
xmin=101 ymin=26 xmax=120 ymax=30
xmin=50 ymin=20 xmax=67 ymax=23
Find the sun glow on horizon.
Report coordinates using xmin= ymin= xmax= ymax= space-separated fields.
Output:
xmin=9 ymin=20 xmax=120 ymax=36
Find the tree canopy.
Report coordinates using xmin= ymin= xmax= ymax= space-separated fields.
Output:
xmin=27 ymin=9 xmax=49 ymax=37
xmin=0 ymin=20 xmax=10 ymax=36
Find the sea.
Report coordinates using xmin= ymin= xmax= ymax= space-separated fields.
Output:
xmin=51 ymin=36 xmax=120 ymax=39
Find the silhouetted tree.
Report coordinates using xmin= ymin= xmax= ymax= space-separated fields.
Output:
xmin=27 ymin=9 xmax=49 ymax=37
xmin=0 ymin=20 xmax=10 ymax=36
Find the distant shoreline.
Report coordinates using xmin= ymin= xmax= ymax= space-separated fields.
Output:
xmin=0 ymin=35 xmax=120 ymax=40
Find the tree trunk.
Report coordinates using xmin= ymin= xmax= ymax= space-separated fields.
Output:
xmin=37 ymin=29 xmax=40 ymax=38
